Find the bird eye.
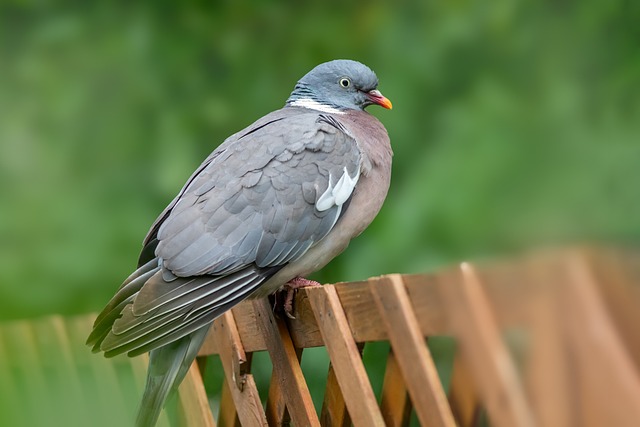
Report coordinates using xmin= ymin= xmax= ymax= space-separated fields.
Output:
xmin=339 ymin=78 xmax=351 ymax=88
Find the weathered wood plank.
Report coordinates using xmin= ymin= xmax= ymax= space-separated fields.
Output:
xmin=212 ymin=311 xmax=267 ymax=427
xmin=560 ymin=253 xmax=640 ymax=427
xmin=217 ymin=378 xmax=240 ymax=427
xmin=198 ymin=266 xmax=539 ymax=356
xmin=379 ymin=350 xmax=411 ymax=427
xmin=448 ymin=352 xmax=479 ymax=427
xmin=201 ymin=305 xmax=267 ymax=356
xmin=265 ymin=347 xmax=302 ymax=426
xmin=6 ymin=247 xmax=640 ymax=426
xmin=265 ymin=367 xmax=291 ymax=426
xmin=372 ymin=274 xmax=456 ymax=427
xmin=320 ymin=363 xmax=351 ymax=427
xmin=524 ymin=256 xmax=573 ymax=427
xmin=439 ymin=263 xmax=535 ymax=427
xmin=177 ymin=362 xmax=216 ymax=427
xmin=253 ymin=298 xmax=320 ymax=427
xmin=307 ymin=286 xmax=385 ymax=427
xmin=585 ymin=248 xmax=640 ymax=368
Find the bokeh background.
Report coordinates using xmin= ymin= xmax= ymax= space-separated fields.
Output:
xmin=1 ymin=1 xmax=639 ymax=426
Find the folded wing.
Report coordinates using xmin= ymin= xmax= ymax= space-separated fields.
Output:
xmin=88 ymin=110 xmax=362 ymax=357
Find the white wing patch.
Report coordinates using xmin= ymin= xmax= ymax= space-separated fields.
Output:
xmin=315 ymin=166 xmax=360 ymax=212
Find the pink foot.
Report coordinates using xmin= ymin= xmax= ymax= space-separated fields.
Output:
xmin=282 ymin=276 xmax=321 ymax=319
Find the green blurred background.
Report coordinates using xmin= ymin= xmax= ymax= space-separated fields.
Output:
xmin=1 ymin=0 xmax=639 ymax=425
xmin=2 ymin=0 xmax=640 ymax=320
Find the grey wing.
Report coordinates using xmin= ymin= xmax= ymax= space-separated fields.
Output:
xmin=157 ymin=112 xmax=361 ymax=276
xmin=88 ymin=111 xmax=362 ymax=357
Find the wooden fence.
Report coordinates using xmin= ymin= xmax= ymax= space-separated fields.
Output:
xmin=1 ymin=246 xmax=640 ymax=426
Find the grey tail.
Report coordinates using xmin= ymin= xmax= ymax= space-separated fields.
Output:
xmin=135 ymin=324 xmax=211 ymax=427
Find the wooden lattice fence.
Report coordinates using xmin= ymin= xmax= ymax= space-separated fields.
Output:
xmin=1 ymin=246 xmax=640 ymax=426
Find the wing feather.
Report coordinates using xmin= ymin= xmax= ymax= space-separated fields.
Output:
xmin=99 ymin=265 xmax=276 ymax=357
xmin=90 ymin=108 xmax=364 ymax=358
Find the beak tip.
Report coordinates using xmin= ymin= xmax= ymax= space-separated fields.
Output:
xmin=367 ymin=89 xmax=393 ymax=110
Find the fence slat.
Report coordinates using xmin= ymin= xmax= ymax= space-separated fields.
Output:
xmin=380 ymin=350 xmax=411 ymax=427
xmin=177 ymin=362 xmax=216 ymax=427
xmin=307 ymin=286 xmax=385 ymax=427
xmin=212 ymin=311 xmax=267 ymax=427
xmin=372 ymin=275 xmax=456 ymax=427
xmin=265 ymin=368 xmax=291 ymax=426
xmin=320 ymin=363 xmax=351 ymax=427
xmin=448 ymin=352 xmax=479 ymax=427
xmin=252 ymin=298 xmax=319 ymax=427
xmin=560 ymin=253 xmax=640 ymax=427
xmin=524 ymin=257 xmax=573 ymax=427
xmin=440 ymin=263 xmax=535 ymax=427
xmin=217 ymin=378 xmax=240 ymax=427
xmin=5 ymin=247 xmax=640 ymax=427
xmin=587 ymin=249 xmax=640 ymax=368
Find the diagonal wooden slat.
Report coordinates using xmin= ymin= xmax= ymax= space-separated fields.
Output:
xmin=440 ymin=263 xmax=535 ymax=427
xmin=371 ymin=274 xmax=456 ymax=427
xmin=253 ymin=298 xmax=320 ymax=427
xmin=264 ymin=347 xmax=303 ymax=426
xmin=217 ymin=309 xmax=252 ymax=391
xmin=323 ymin=340 xmax=366 ymax=427
xmin=212 ymin=311 xmax=268 ymax=427
xmin=320 ymin=363 xmax=351 ymax=427
xmin=379 ymin=350 xmax=411 ymax=427
xmin=177 ymin=362 xmax=216 ymax=427
xmin=307 ymin=285 xmax=385 ymax=427
xmin=559 ymin=253 xmax=640 ymax=427
xmin=217 ymin=377 xmax=241 ymax=427
xmin=448 ymin=351 xmax=480 ymax=427
xmin=585 ymin=248 xmax=640 ymax=368
xmin=253 ymin=298 xmax=320 ymax=426
xmin=198 ymin=265 xmax=535 ymax=356
xmin=198 ymin=247 xmax=639 ymax=358
xmin=265 ymin=370 xmax=291 ymax=426
xmin=5 ymin=247 xmax=640 ymax=427
xmin=524 ymin=256 xmax=573 ymax=427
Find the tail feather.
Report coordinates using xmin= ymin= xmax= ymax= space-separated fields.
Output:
xmin=135 ymin=324 xmax=211 ymax=427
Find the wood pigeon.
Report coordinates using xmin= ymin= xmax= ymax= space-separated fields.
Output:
xmin=86 ymin=59 xmax=393 ymax=427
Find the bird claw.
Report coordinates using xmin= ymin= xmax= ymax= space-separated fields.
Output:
xmin=281 ymin=276 xmax=321 ymax=319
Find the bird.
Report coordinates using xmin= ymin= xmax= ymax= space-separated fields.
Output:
xmin=86 ymin=59 xmax=393 ymax=427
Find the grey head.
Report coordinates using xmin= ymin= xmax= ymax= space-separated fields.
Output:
xmin=286 ymin=59 xmax=392 ymax=112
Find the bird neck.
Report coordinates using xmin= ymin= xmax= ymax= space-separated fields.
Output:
xmin=286 ymin=98 xmax=346 ymax=114
xmin=285 ymin=83 xmax=346 ymax=115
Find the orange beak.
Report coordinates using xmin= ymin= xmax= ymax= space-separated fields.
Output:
xmin=366 ymin=89 xmax=393 ymax=109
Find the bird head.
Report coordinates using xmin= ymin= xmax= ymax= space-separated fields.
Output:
xmin=286 ymin=59 xmax=392 ymax=112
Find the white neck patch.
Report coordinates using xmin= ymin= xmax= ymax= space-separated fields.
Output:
xmin=288 ymin=98 xmax=345 ymax=115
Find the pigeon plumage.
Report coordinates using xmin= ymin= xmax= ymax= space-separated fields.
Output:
xmin=87 ymin=59 xmax=393 ymax=427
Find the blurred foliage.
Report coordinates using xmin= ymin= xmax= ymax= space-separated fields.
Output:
xmin=1 ymin=1 xmax=639 ymax=321
xmin=1 ymin=1 xmax=639 ymax=426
